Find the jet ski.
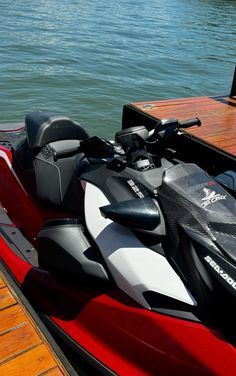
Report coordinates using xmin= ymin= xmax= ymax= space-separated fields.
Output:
xmin=0 ymin=111 xmax=235 ymax=375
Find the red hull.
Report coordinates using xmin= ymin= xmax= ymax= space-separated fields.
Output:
xmin=0 ymin=145 xmax=235 ymax=375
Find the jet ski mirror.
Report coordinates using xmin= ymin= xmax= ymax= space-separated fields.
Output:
xmin=100 ymin=197 xmax=160 ymax=231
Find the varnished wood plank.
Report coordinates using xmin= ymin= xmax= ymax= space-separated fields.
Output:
xmin=213 ymin=139 xmax=236 ymax=149
xmin=202 ymin=132 xmax=236 ymax=143
xmin=0 ymin=277 xmax=5 ymax=289
xmin=0 ymin=287 xmax=16 ymax=310
xmin=223 ymin=144 xmax=236 ymax=155
xmin=0 ymin=305 xmax=26 ymax=334
xmin=189 ymin=124 xmax=236 ymax=137
xmin=42 ymin=367 xmax=65 ymax=376
xmin=0 ymin=323 xmax=42 ymax=363
xmin=0 ymin=344 xmax=57 ymax=376
xmin=134 ymin=97 xmax=226 ymax=116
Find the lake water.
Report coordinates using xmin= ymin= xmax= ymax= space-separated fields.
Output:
xmin=0 ymin=0 xmax=235 ymax=138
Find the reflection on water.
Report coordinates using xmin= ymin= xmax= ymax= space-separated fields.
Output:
xmin=0 ymin=0 xmax=235 ymax=137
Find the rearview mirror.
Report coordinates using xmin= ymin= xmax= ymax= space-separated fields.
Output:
xmin=100 ymin=197 xmax=160 ymax=231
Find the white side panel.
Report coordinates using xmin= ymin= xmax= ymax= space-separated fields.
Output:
xmin=84 ymin=182 xmax=196 ymax=309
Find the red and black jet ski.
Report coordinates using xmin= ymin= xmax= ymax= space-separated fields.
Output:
xmin=0 ymin=112 xmax=235 ymax=375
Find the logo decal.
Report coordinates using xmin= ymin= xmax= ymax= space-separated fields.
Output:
xmin=201 ymin=187 xmax=226 ymax=208
xmin=208 ymin=180 xmax=216 ymax=187
xmin=127 ymin=179 xmax=144 ymax=198
xmin=204 ymin=255 xmax=236 ymax=290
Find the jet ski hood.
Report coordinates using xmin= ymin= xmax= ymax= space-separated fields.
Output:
xmin=158 ymin=163 xmax=236 ymax=326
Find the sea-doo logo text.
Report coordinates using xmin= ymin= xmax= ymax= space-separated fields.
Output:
xmin=201 ymin=188 xmax=226 ymax=208
xmin=204 ymin=255 xmax=236 ymax=290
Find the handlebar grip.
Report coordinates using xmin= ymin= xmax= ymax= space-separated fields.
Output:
xmin=179 ymin=118 xmax=201 ymax=129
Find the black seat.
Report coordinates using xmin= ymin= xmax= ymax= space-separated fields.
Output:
xmin=14 ymin=112 xmax=89 ymax=214
xmin=26 ymin=112 xmax=89 ymax=150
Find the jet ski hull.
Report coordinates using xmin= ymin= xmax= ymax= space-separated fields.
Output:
xmin=0 ymin=128 xmax=235 ymax=375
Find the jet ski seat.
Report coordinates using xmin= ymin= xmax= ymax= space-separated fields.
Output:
xmin=25 ymin=112 xmax=89 ymax=150
xmin=15 ymin=112 xmax=89 ymax=214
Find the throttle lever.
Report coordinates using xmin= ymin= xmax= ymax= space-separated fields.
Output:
xmin=155 ymin=118 xmax=179 ymax=132
xmin=152 ymin=117 xmax=201 ymax=141
xmin=179 ymin=118 xmax=201 ymax=128
xmin=153 ymin=118 xmax=179 ymax=141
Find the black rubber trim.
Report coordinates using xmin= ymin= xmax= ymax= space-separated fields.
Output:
xmin=44 ymin=218 xmax=83 ymax=228
xmin=143 ymin=291 xmax=201 ymax=322
xmin=0 ymin=259 xmax=78 ymax=376
xmin=0 ymin=207 xmax=12 ymax=225
xmin=212 ymin=95 xmax=236 ymax=108
xmin=0 ymin=226 xmax=38 ymax=266
xmin=40 ymin=314 xmax=118 ymax=376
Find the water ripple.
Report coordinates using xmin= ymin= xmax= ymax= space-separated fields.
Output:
xmin=0 ymin=0 xmax=235 ymax=137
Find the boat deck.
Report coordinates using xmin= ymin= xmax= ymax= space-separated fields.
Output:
xmin=123 ymin=95 xmax=236 ymax=159
xmin=0 ymin=266 xmax=76 ymax=376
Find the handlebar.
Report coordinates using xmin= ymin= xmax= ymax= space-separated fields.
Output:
xmin=178 ymin=118 xmax=201 ymax=129
xmin=150 ymin=117 xmax=201 ymax=141
xmin=154 ymin=117 xmax=201 ymax=132
xmin=75 ymin=117 xmax=202 ymax=163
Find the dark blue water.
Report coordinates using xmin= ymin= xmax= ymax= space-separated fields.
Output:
xmin=0 ymin=0 xmax=235 ymax=137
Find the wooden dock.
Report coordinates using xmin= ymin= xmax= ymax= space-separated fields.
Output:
xmin=123 ymin=67 xmax=236 ymax=159
xmin=123 ymin=94 xmax=236 ymax=159
xmin=0 ymin=265 xmax=77 ymax=376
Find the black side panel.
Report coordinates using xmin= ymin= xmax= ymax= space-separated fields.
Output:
xmin=33 ymin=141 xmax=84 ymax=213
xmin=79 ymin=164 xmax=139 ymax=203
xmin=38 ymin=222 xmax=110 ymax=284
xmin=143 ymin=291 xmax=201 ymax=322
xmin=122 ymin=104 xmax=158 ymax=130
xmin=34 ymin=154 xmax=75 ymax=206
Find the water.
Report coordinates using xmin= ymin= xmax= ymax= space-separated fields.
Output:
xmin=0 ymin=0 xmax=235 ymax=138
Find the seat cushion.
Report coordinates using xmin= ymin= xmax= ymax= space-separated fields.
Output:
xmin=25 ymin=112 xmax=89 ymax=150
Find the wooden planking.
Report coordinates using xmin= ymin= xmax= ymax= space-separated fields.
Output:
xmin=0 ymin=287 xmax=16 ymax=310
xmin=43 ymin=368 xmax=65 ymax=376
xmin=0 ymin=344 xmax=57 ymax=376
xmin=0 ymin=277 xmax=5 ymax=288
xmin=0 ymin=273 xmax=72 ymax=376
xmin=130 ymin=95 xmax=236 ymax=157
xmin=0 ymin=323 xmax=41 ymax=363
xmin=0 ymin=305 xmax=26 ymax=334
